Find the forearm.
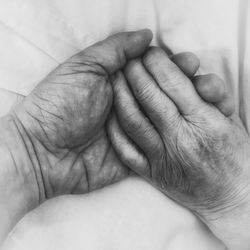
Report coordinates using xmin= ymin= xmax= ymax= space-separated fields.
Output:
xmin=0 ymin=115 xmax=39 ymax=243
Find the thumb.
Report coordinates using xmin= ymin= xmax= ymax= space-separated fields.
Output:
xmin=77 ymin=29 xmax=153 ymax=74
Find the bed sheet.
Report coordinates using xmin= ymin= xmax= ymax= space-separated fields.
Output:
xmin=0 ymin=0 xmax=249 ymax=249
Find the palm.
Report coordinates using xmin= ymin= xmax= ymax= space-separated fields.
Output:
xmin=39 ymin=129 xmax=128 ymax=197
xmin=10 ymin=30 xmax=152 ymax=200
xmin=13 ymin=58 xmax=130 ymax=198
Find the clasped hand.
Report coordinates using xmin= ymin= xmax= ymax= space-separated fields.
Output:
xmin=1 ymin=29 xmax=250 ymax=249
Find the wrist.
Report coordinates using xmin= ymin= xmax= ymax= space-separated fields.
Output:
xmin=200 ymin=183 xmax=250 ymax=250
xmin=0 ymin=114 xmax=41 ymax=242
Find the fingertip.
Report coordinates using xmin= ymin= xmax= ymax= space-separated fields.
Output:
xmin=136 ymin=29 xmax=153 ymax=41
xmin=193 ymin=74 xmax=235 ymax=117
xmin=171 ymin=52 xmax=200 ymax=78
xmin=217 ymin=98 xmax=235 ymax=117
xmin=82 ymin=30 xmax=153 ymax=74
xmin=113 ymin=29 xmax=153 ymax=47
xmin=193 ymin=74 xmax=225 ymax=103
xmin=123 ymin=29 xmax=153 ymax=57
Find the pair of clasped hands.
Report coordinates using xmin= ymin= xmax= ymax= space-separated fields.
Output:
xmin=1 ymin=30 xmax=250 ymax=249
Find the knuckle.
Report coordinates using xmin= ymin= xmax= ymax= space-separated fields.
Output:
xmin=162 ymin=113 xmax=181 ymax=135
xmin=111 ymin=45 xmax=126 ymax=67
xmin=212 ymin=120 xmax=230 ymax=136
xmin=122 ymin=111 xmax=148 ymax=136
xmin=124 ymin=114 xmax=143 ymax=134
xmin=149 ymin=137 xmax=164 ymax=156
xmin=136 ymin=82 xmax=154 ymax=101
xmin=165 ymin=71 xmax=189 ymax=90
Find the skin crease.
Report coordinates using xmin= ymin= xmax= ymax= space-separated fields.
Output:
xmin=0 ymin=31 xmax=155 ymax=242
xmin=3 ymin=30 xmax=154 ymax=200
xmin=0 ymin=30 xmax=235 ymax=246
xmin=0 ymin=50 xmax=230 ymax=248
xmin=2 ymin=32 xmax=230 ymax=201
xmin=107 ymin=47 xmax=250 ymax=249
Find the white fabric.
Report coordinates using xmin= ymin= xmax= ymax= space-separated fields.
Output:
xmin=0 ymin=0 xmax=249 ymax=249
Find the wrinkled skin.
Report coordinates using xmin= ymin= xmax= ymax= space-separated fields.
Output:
xmin=5 ymin=30 xmax=208 ymax=200
xmin=6 ymin=30 xmax=154 ymax=200
xmin=5 ymin=30 xmax=229 ymax=202
xmin=0 ymin=30 xmax=245 ymax=249
xmin=108 ymin=47 xmax=250 ymax=248
xmin=12 ymin=69 xmax=127 ymax=197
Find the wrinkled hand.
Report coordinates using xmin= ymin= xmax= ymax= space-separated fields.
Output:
xmin=108 ymin=47 xmax=250 ymax=249
xmin=3 ymin=31 xmax=208 ymax=202
xmin=0 ymin=30 xmax=241 ymax=246
xmin=4 ymin=30 xmax=154 ymax=200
